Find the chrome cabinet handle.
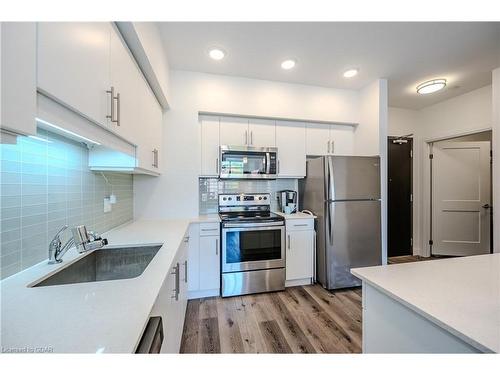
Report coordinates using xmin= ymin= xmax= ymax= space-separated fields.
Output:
xmin=184 ymin=260 xmax=188 ymax=283
xmin=287 ymin=234 xmax=291 ymax=250
xmin=116 ymin=92 xmax=121 ymax=126
xmin=327 ymin=140 xmax=330 ymax=154
xmin=152 ymin=149 xmax=159 ymax=168
xmin=277 ymin=160 xmax=280 ymax=174
xmin=250 ymin=131 xmax=253 ymax=145
xmin=106 ymin=86 xmax=118 ymax=123
xmin=245 ymin=130 xmax=248 ymax=145
xmin=216 ymin=157 xmax=219 ymax=174
xmin=215 ymin=238 xmax=219 ymax=255
xmin=293 ymin=224 xmax=309 ymax=227
xmin=184 ymin=236 xmax=190 ymax=243
xmin=171 ymin=263 xmax=180 ymax=300
xmin=330 ymin=140 xmax=334 ymax=154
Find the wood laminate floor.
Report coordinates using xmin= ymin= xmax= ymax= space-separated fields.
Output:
xmin=388 ymin=255 xmax=440 ymax=264
xmin=180 ymin=284 xmax=362 ymax=354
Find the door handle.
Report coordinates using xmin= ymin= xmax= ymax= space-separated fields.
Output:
xmin=482 ymin=204 xmax=491 ymax=209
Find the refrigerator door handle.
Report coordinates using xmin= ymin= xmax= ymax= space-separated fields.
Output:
xmin=327 ymin=156 xmax=335 ymax=201
xmin=328 ymin=201 xmax=334 ymax=244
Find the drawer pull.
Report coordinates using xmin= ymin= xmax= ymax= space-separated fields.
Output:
xmin=293 ymin=224 xmax=309 ymax=227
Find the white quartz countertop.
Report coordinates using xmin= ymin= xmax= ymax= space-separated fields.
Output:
xmin=274 ymin=211 xmax=317 ymax=219
xmin=352 ymin=254 xmax=500 ymax=353
xmin=0 ymin=219 xmax=198 ymax=353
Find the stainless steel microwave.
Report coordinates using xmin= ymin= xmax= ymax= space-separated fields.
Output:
xmin=219 ymin=145 xmax=278 ymax=179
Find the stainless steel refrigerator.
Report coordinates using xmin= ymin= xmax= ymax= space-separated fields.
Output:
xmin=299 ymin=156 xmax=382 ymax=289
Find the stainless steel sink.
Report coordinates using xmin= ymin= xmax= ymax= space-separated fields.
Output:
xmin=32 ymin=245 xmax=162 ymax=287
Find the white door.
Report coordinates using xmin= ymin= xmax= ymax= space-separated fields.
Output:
xmin=432 ymin=141 xmax=491 ymax=256
xmin=286 ymin=230 xmax=314 ymax=281
xmin=109 ymin=27 xmax=142 ymax=140
xmin=276 ymin=120 xmax=306 ymax=177
xmin=1 ymin=22 xmax=37 ymax=136
xmin=329 ymin=125 xmax=355 ymax=155
xmin=219 ymin=116 xmax=249 ymax=146
xmin=199 ymin=236 xmax=220 ymax=290
xmin=306 ymin=122 xmax=330 ymax=155
xmin=248 ymin=118 xmax=276 ymax=147
xmin=200 ymin=115 xmax=220 ymax=176
xmin=37 ymin=22 xmax=111 ymax=127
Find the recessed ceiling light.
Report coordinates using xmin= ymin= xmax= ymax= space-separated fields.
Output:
xmin=416 ymin=79 xmax=447 ymax=95
xmin=343 ymin=69 xmax=359 ymax=78
xmin=281 ymin=59 xmax=296 ymax=70
xmin=208 ymin=48 xmax=225 ymax=61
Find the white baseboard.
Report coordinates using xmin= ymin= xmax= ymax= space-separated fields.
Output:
xmin=188 ymin=289 xmax=220 ymax=300
xmin=285 ymin=278 xmax=313 ymax=287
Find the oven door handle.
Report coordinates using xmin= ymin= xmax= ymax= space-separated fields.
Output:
xmin=223 ymin=222 xmax=284 ymax=228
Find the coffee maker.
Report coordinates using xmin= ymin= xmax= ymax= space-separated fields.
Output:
xmin=277 ymin=190 xmax=297 ymax=214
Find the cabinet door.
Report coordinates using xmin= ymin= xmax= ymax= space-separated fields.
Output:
xmin=200 ymin=116 xmax=220 ymax=176
xmin=1 ymin=22 xmax=37 ymax=136
xmin=286 ymin=230 xmax=314 ymax=281
xmin=276 ymin=120 xmax=306 ymax=177
xmin=306 ymin=123 xmax=330 ymax=156
xmin=329 ymin=125 xmax=354 ymax=155
xmin=135 ymin=76 xmax=162 ymax=172
xmin=187 ymin=224 xmax=200 ymax=292
xmin=37 ymin=22 xmax=111 ymax=127
xmin=248 ymin=118 xmax=275 ymax=147
xmin=199 ymin=236 xmax=220 ymax=290
xmin=219 ymin=116 xmax=249 ymax=146
xmin=109 ymin=27 xmax=142 ymax=141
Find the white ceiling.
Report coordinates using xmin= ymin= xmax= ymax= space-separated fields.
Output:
xmin=158 ymin=22 xmax=500 ymax=110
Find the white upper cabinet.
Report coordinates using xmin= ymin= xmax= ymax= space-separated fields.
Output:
xmin=306 ymin=122 xmax=355 ymax=156
xmin=135 ymin=76 xmax=162 ymax=172
xmin=200 ymin=116 xmax=220 ymax=176
xmin=219 ymin=116 xmax=249 ymax=146
xmin=306 ymin=122 xmax=331 ymax=156
xmin=248 ymin=118 xmax=276 ymax=147
xmin=1 ymin=22 xmax=37 ymax=137
xmin=109 ymin=26 xmax=142 ymax=140
xmin=276 ymin=120 xmax=306 ymax=177
xmin=37 ymin=22 xmax=111 ymax=127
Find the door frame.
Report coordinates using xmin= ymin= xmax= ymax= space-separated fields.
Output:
xmin=422 ymin=127 xmax=492 ymax=257
xmin=387 ymin=136 xmax=413 ymax=257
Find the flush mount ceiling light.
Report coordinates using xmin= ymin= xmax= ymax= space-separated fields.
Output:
xmin=208 ymin=48 xmax=226 ymax=61
xmin=416 ymin=79 xmax=447 ymax=94
xmin=343 ymin=68 xmax=359 ymax=78
xmin=281 ymin=59 xmax=296 ymax=70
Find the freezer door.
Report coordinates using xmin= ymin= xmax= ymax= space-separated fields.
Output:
xmin=329 ymin=156 xmax=381 ymax=200
xmin=325 ymin=200 xmax=381 ymax=289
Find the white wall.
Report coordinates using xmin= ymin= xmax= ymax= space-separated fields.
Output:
xmin=134 ymin=70 xmax=385 ymax=220
xmin=388 ymin=84 xmax=494 ymax=257
xmin=492 ymin=68 xmax=500 ymax=253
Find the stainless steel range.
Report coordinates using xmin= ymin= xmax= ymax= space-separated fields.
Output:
xmin=219 ymin=193 xmax=285 ymax=297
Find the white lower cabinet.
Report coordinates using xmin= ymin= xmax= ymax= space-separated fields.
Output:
xmin=147 ymin=230 xmax=189 ymax=353
xmin=187 ymin=222 xmax=221 ymax=299
xmin=285 ymin=219 xmax=315 ymax=286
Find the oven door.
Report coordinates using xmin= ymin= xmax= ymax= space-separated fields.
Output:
xmin=219 ymin=146 xmax=277 ymax=179
xmin=222 ymin=222 xmax=285 ymax=273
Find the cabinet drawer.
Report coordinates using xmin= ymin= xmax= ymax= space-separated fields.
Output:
xmin=286 ymin=219 xmax=314 ymax=231
xmin=199 ymin=222 xmax=220 ymax=236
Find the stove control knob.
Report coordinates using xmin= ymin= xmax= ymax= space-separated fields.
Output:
xmin=223 ymin=197 xmax=227 ymax=201
xmin=263 ymin=196 xmax=268 ymax=200
xmin=258 ymin=197 xmax=262 ymax=200
xmin=229 ymin=197 xmax=232 ymax=200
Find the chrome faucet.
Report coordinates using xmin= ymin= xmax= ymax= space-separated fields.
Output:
xmin=48 ymin=225 xmax=108 ymax=264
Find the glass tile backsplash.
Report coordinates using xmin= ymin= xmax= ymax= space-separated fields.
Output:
xmin=199 ymin=178 xmax=298 ymax=214
xmin=0 ymin=129 xmax=133 ymax=279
